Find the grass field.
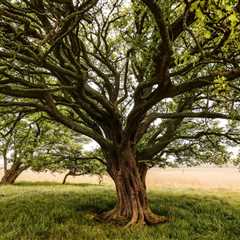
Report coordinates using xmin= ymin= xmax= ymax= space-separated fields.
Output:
xmin=0 ymin=183 xmax=240 ymax=240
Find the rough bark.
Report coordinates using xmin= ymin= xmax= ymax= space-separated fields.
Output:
xmin=99 ymin=145 xmax=168 ymax=226
xmin=0 ymin=162 xmax=27 ymax=184
xmin=138 ymin=163 xmax=148 ymax=190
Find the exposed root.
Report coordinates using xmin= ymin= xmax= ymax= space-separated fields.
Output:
xmin=96 ymin=206 xmax=170 ymax=227
xmin=99 ymin=208 xmax=118 ymax=220
xmin=124 ymin=212 xmax=169 ymax=227
xmin=96 ymin=208 xmax=126 ymax=224
xmin=124 ymin=216 xmax=145 ymax=228
xmin=143 ymin=208 xmax=169 ymax=224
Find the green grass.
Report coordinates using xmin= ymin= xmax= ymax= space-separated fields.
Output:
xmin=0 ymin=182 xmax=240 ymax=240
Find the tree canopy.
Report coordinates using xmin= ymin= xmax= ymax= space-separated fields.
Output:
xmin=0 ymin=0 xmax=239 ymax=226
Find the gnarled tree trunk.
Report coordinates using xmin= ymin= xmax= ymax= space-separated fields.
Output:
xmin=100 ymin=144 xmax=168 ymax=226
xmin=0 ymin=162 xmax=27 ymax=184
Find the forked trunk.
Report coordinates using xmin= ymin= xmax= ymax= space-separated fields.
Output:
xmin=100 ymin=146 xmax=168 ymax=226
xmin=0 ymin=162 xmax=27 ymax=184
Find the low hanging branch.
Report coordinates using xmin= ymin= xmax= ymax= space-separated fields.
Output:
xmin=149 ymin=111 xmax=240 ymax=121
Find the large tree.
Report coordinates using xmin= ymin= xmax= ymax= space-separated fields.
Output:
xmin=0 ymin=0 xmax=240 ymax=225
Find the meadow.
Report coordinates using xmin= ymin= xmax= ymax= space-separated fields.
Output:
xmin=3 ymin=167 xmax=240 ymax=190
xmin=0 ymin=181 xmax=240 ymax=240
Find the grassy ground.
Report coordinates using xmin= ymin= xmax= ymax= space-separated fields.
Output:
xmin=0 ymin=183 xmax=240 ymax=240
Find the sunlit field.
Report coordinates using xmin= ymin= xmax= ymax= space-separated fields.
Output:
xmin=0 ymin=167 xmax=240 ymax=240
xmin=0 ymin=183 xmax=240 ymax=240
xmin=1 ymin=167 xmax=240 ymax=190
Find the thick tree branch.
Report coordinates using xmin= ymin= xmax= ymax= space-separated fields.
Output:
xmin=150 ymin=111 xmax=240 ymax=121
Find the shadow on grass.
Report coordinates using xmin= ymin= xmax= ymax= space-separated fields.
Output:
xmin=14 ymin=181 xmax=102 ymax=187
xmin=0 ymin=185 xmax=239 ymax=240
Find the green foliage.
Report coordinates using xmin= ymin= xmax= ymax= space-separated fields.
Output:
xmin=0 ymin=184 xmax=239 ymax=240
xmin=0 ymin=0 xmax=239 ymax=173
xmin=0 ymin=113 xmax=105 ymax=179
xmin=0 ymin=114 xmax=41 ymax=168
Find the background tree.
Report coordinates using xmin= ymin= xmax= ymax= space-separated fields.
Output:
xmin=0 ymin=0 xmax=240 ymax=225
xmin=0 ymin=113 xmax=104 ymax=184
xmin=0 ymin=113 xmax=40 ymax=184
xmin=31 ymin=137 xmax=106 ymax=185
